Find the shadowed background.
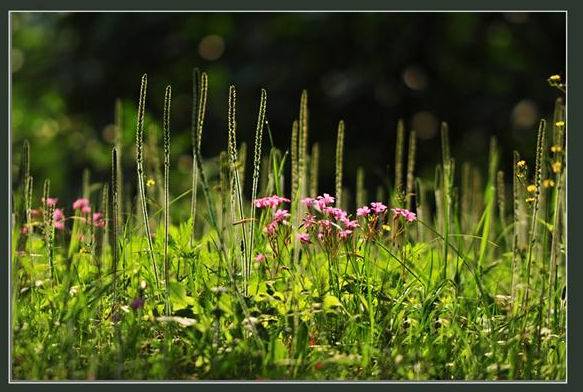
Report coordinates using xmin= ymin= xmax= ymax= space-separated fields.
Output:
xmin=11 ymin=12 xmax=565 ymax=210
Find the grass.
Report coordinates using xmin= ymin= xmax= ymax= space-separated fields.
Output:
xmin=10 ymin=72 xmax=566 ymax=381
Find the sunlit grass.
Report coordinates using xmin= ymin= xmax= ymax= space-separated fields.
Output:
xmin=10 ymin=72 xmax=566 ymax=381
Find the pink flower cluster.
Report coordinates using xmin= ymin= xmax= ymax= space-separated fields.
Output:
xmin=356 ymin=201 xmax=388 ymax=217
xmin=264 ymin=208 xmax=291 ymax=236
xmin=40 ymin=196 xmax=65 ymax=231
xmin=73 ymin=198 xmax=92 ymax=214
xmin=301 ymin=193 xmax=335 ymax=212
xmin=53 ymin=208 xmax=65 ymax=230
xmin=93 ymin=212 xmax=106 ymax=228
xmin=301 ymin=193 xmax=358 ymax=242
xmin=73 ymin=197 xmax=107 ymax=227
xmin=254 ymin=195 xmax=290 ymax=209
xmin=391 ymin=207 xmax=417 ymax=222
xmin=42 ymin=197 xmax=59 ymax=207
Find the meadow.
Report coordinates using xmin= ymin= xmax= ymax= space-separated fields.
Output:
xmin=10 ymin=71 xmax=566 ymax=380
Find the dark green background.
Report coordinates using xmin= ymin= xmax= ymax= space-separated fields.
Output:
xmin=11 ymin=12 xmax=565 ymax=207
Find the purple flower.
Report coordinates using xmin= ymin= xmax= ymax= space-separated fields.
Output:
xmin=370 ymin=202 xmax=387 ymax=214
xmin=343 ymin=219 xmax=359 ymax=230
xmin=264 ymin=221 xmax=279 ymax=236
xmin=43 ymin=197 xmax=58 ymax=207
xmin=338 ymin=229 xmax=353 ymax=240
xmin=93 ymin=212 xmax=106 ymax=228
xmin=73 ymin=198 xmax=90 ymax=211
xmin=391 ymin=207 xmax=417 ymax=222
xmin=303 ymin=214 xmax=317 ymax=228
xmin=53 ymin=208 xmax=65 ymax=230
xmin=274 ymin=209 xmax=290 ymax=223
xmin=357 ymin=206 xmax=371 ymax=217
xmin=255 ymin=253 xmax=266 ymax=263
xmin=297 ymin=233 xmax=311 ymax=245
xmin=301 ymin=197 xmax=315 ymax=207
xmin=254 ymin=195 xmax=290 ymax=209
xmin=130 ymin=297 xmax=145 ymax=310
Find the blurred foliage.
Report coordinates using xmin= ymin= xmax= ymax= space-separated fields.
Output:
xmin=11 ymin=12 xmax=565 ymax=205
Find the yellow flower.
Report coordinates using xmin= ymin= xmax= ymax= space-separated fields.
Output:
xmin=526 ymin=197 xmax=536 ymax=204
xmin=146 ymin=178 xmax=156 ymax=187
xmin=555 ymin=121 xmax=565 ymax=127
xmin=543 ymin=179 xmax=555 ymax=188
xmin=516 ymin=160 xmax=526 ymax=168
xmin=549 ymin=74 xmax=561 ymax=82
xmin=550 ymin=145 xmax=563 ymax=153
xmin=527 ymin=184 xmax=537 ymax=193
xmin=552 ymin=161 xmax=562 ymax=173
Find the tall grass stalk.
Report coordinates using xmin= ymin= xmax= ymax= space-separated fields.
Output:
xmin=497 ymin=170 xmax=509 ymax=248
xmin=190 ymin=69 xmax=207 ymax=242
xmin=406 ymin=130 xmax=417 ymax=211
xmin=477 ymin=137 xmax=498 ymax=274
xmin=42 ymin=179 xmax=55 ymax=280
xmin=439 ymin=123 xmax=454 ymax=280
xmin=134 ymin=74 xmax=159 ymax=289
xmin=17 ymin=141 xmax=31 ymax=252
xmin=298 ymin=90 xmax=309 ymax=200
xmin=18 ymin=140 xmax=30 ymax=227
xmin=310 ymin=143 xmax=319 ymax=196
xmin=248 ymin=89 xmax=267 ymax=282
xmin=226 ymin=85 xmax=249 ymax=294
xmin=290 ymin=120 xmax=299 ymax=199
xmin=114 ymin=99 xmax=124 ymax=225
xmin=335 ymin=120 xmax=345 ymax=206
xmin=111 ymin=148 xmax=119 ymax=303
xmin=548 ymin=98 xmax=565 ymax=327
xmin=163 ymin=85 xmax=172 ymax=315
xmin=96 ymin=183 xmax=109 ymax=275
xmin=523 ymin=120 xmax=546 ymax=311
xmin=394 ymin=119 xmax=405 ymax=204
xmin=356 ymin=166 xmax=366 ymax=208
xmin=415 ymin=178 xmax=430 ymax=242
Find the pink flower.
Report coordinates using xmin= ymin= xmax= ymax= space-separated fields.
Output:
xmin=93 ymin=212 xmax=106 ymax=228
xmin=42 ymin=197 xmax=58 ymax=207
xmin=319 ymin=219 xmax=332 ymax=229
xmin=273 ymin=209 xmax=290 ymax=223
xmin=20 ymin=226 xmax=29 ymax=235
xmin=303 ymin=214 xmax=317 ymax=228
xmin=391 ymin=207 xmax=417 ymax=222
xmin=297 ymin=233 xmax=311 ymax=244
xmin=324 ymin=207 xmax=348 ymax=221
xmin=319 ymin=193 xmax=335 ymax=206
xmin=254 ymin=195 xmax=290 ymax=209
xmin=357 ymin=206 xmax=371 ymax=217
xmin=264 ymin=221 xmax=279 ymax=236
xmin=315 ymin=193 xmax=335 ymax=210
xmin=370 ymin=202 xmax=387 ymax=214
xmin=30 ymin=209 xmax=41 ymax=218
xmin=342 ymin=219 xmax=359 ymax=230
xmin=338 ymin=229 xmax=353 ymax=240
xmin=301 ymin=197 xmax=315 ymax=207
xmin=73 ymin=198 xmax=90 ymax=211
xmin=53 ymin=208 xmax=65 ymax=230
xmin=255 ymin=253 xmax=266 ymax=263
xmin=317 ymin=231 xmax=325 ymax=241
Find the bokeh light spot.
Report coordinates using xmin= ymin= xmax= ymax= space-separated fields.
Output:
xmin=402 ymin=66 xmax=428 ymax=91
xmin=411 ymin=111 xmax=438 ymax=140
xmin=198 ymin=35 xmax=225 ymax=61
xmin=512 ymin=99 xmax=538 ymax=130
